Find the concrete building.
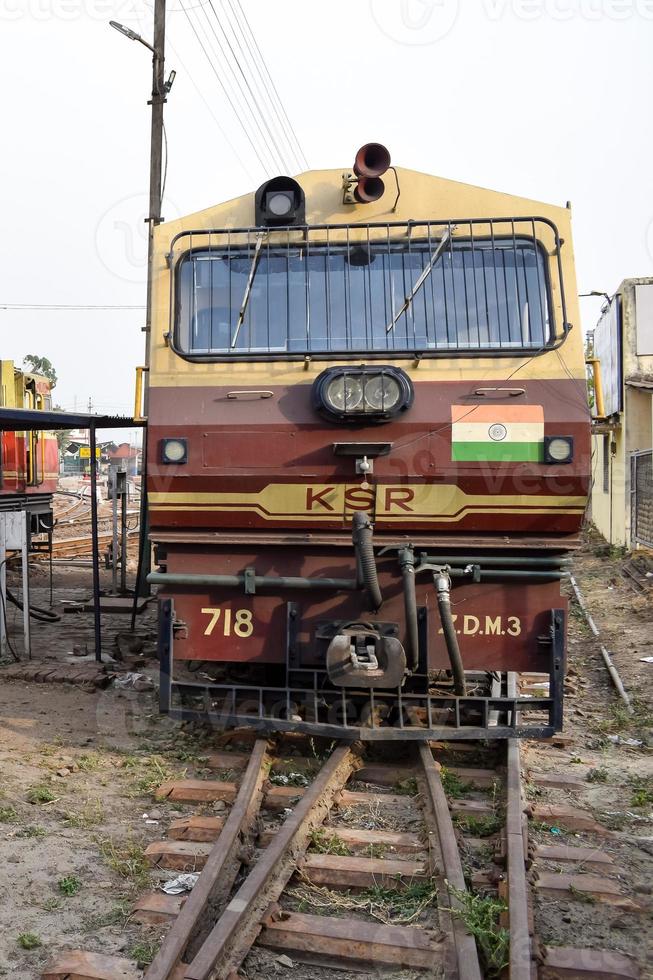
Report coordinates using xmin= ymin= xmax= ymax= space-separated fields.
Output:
xmin=590 ymin=277 xmax=653 ymax=549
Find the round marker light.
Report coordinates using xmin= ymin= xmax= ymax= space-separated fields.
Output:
xmin=546 ymin=437 xmax=573 ymax=463
xmin=266 ymin=191 xmax=293 ymax=217
xmin=488 ymin=423 xmax=507 ymax=442
xmin=365 ymin=375 xmax=401 ymax=412
xmin=326 ymin=375 xmax=364 ymax=412
xmin=161 ymin=438 xmax=187 ymax=464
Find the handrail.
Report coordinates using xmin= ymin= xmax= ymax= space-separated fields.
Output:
xmin=134 ymin=366 xmax=148 ymax=422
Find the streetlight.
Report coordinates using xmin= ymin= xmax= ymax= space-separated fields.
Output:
xmin=110 ymin=20 xmax=156 ymax=54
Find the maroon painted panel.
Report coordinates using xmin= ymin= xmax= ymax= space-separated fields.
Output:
xmin=147 ymin=377 xmax=590 ymax=536
xmin=163 ymin=546 xmax=565 ymax=673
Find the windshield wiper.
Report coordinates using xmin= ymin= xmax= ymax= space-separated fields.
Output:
xmin=230 ymin=230 xmax=267 ymax=349
xmin=385 ymin=225 xmax=456 ymax=334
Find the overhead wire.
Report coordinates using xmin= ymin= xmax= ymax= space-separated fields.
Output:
xmin=226 ymin=0 xmax=309 ymax=171
xmin=194 ymin=1 xmax=282 ymax=173
xmin=179 ymin=0 xmax=272 ymax=177
xmin=210 ymin=0 xmax=301 ymax=173
xmin=165 ymin=36 xmax=259 ymax=185
xmin=0 ymin=304 xmax=145 ymax=310
xmin=204 ymin=0 xmax=291 ymax=174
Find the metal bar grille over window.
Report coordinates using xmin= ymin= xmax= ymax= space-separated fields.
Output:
xmin=170 ymin=217 xmax=567 ymax=360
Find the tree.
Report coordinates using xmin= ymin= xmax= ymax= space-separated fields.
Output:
xmin=23 ymin=354 xmax=57 ymax=388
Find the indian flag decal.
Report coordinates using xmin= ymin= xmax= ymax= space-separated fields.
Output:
xmin=451 ymin=404 xmax=544 ymax=462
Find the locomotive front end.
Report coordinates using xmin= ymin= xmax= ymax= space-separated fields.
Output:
xmin=147 ymin=154 xmax=590 ymax=739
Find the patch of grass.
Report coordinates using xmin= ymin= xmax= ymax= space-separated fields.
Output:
xmin=124 ymin=756 xmax=176 ymax=798
xmin=569 ymin=884 xmax=596 ymax=904
xmin=289 ymin=877 xmax=439 ymax=925
xmin=85 ymin=899 xmax=131 ymax=930
xmin=308 ymin=828 xmax=350 ymax=856
xmin=17 ymin=933 xmax=41 ymax=950
xmin=97 ymin=838 xmax=150 ymax=890
xmin=453 ymin=813 xmax=503 ymax=838
xmin=446 ymin=883 xmax=509 ymax=977
xmin=77 ymin=753 xmax=101 ymax=772
xmin=130 ymin=940 xmax=160 ymax=968
xmin=0 ymin=806 xmax=18 ymax=822
xmin=627 ymin=775 xmax=653 ymax=808
xmin=440 ymin=767 xmax=471 ymax=799
xmin=17 ymin=825 xmax=47 ymax=839
xmin=586 ymin=767 xmax=609 ymax=783
xmin=61 ymin=799 xmax=105 ymax=829
xmin=58 ymin=875 xmax=82 ymax=896
xmin=26 ymin=784 xmax=56 ymax=804
xmin=393 ymin=776 xmax=418 ymax=796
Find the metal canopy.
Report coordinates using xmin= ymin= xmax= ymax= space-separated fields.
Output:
xmin=0 ymin=408 xmax=143 ymax=431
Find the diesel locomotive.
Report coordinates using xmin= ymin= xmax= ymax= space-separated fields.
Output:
xmin=0 ymin=359 xmax=58 ymax=540
xmin=147 ymin=147 xmax=591 ymax=739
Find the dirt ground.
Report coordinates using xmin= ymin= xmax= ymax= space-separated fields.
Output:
xmin=0 ymin=530 xmax=651 ymax=978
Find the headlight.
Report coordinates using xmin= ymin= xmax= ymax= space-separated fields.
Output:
xmin=160 ymin=438 xmax=188 ymax=464
xmin=364 ymin=375 xmax=401 ymax=412
xmin=326 ymin=375 xmax=364 ymax=412
xmin=544 ymin=436 xmax=573 ymax=464
xmin=313 ymin=366 xmax=413 ymax=422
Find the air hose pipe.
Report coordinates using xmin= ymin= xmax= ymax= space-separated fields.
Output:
xmin=398 ymin=547 xmax=419 ymax=672
xmin=435 ymin=570 xmax=466 ymax=696
xmin=352 ymin=511 xmax=382 ymax=612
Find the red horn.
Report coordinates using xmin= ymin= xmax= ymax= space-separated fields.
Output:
xmin=353 ymin=143 xmax=391 ymax=178
xmin=354 ymin=176 xmax=386 ymax=204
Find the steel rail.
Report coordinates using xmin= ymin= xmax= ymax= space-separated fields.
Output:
xmin=146 ymin=738 xmax=271 ymax=980
xmin=184 ymin=742 xmax=361 ymax=980
xmin=506 ymin=672 xmax=533 ymax=980
xmin=417 ymin=743 xmax=483 ymax=980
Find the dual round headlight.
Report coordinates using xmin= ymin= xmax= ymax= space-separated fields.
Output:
xmin=313 ymin=367 xmax=413 ymax=422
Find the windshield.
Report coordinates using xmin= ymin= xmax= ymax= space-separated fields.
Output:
xmin=175 ymin=233 xmax=552 ymax=356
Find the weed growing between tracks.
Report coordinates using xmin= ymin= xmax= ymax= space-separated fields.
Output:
xmin=288 ymin=878 xmax=440 ymax=926
xmin=445 ymin=882 xmax=509 ymax=977
xmin=308 ymin=828 xmax=351 ymax=855
xmin=96 ymin=837 xmax=150 ymax=892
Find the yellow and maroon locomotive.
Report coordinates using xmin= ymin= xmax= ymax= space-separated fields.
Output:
xmin=147 ymin=147 xmax=590 ymax=739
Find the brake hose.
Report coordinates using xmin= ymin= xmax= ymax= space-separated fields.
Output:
xmin=434 ymin=570 xmax=466 ymax=696
xmin=351 ymin=511 xmax=382 ymax=611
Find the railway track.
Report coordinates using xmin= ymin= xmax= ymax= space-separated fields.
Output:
xmin=43 ymin=701 xmax=641 ymax=980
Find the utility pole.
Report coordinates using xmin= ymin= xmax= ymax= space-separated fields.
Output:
xmin=144 ymin=0 xmax=167 ymax=416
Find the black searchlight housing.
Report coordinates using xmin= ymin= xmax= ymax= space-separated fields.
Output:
xmin=255 ymin=176 xmax=305 ymax=227
xmin=312 ymin=366 xmax=413 ymax=423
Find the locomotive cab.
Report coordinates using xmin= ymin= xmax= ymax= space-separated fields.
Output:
xmin=147 ymin=150 xmax=590 ymax=740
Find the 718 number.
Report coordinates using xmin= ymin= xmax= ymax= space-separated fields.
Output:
xmin=201 ymin=608 xmax=254 ymax=638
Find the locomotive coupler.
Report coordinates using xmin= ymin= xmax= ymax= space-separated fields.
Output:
xmin=326 ymin=623 xmax=407 ymax=689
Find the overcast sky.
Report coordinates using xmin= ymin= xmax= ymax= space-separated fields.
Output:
xmin=1 ymin=0 xmax=651 ymax=437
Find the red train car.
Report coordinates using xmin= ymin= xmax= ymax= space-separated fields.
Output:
xmin=0 ymin=360 xmax=58 ymax=540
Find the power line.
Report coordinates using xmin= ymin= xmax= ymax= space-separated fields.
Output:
xmin=179 ymin=0 xmax=272 ymax=176
xmin=198 ymin=1 xmax=287 ymax=172
xmin=207 ymin=0 xmax=297 ymax=173
xmin=0 ymin=304 xmax=145 ymax=310
xmin=227 ymin=0 xmax=309 ymax=171
xmin=165 ymin=36 xmax=259 ymax=185
xmin=219 ymin=0 xmax=306 ymax=172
